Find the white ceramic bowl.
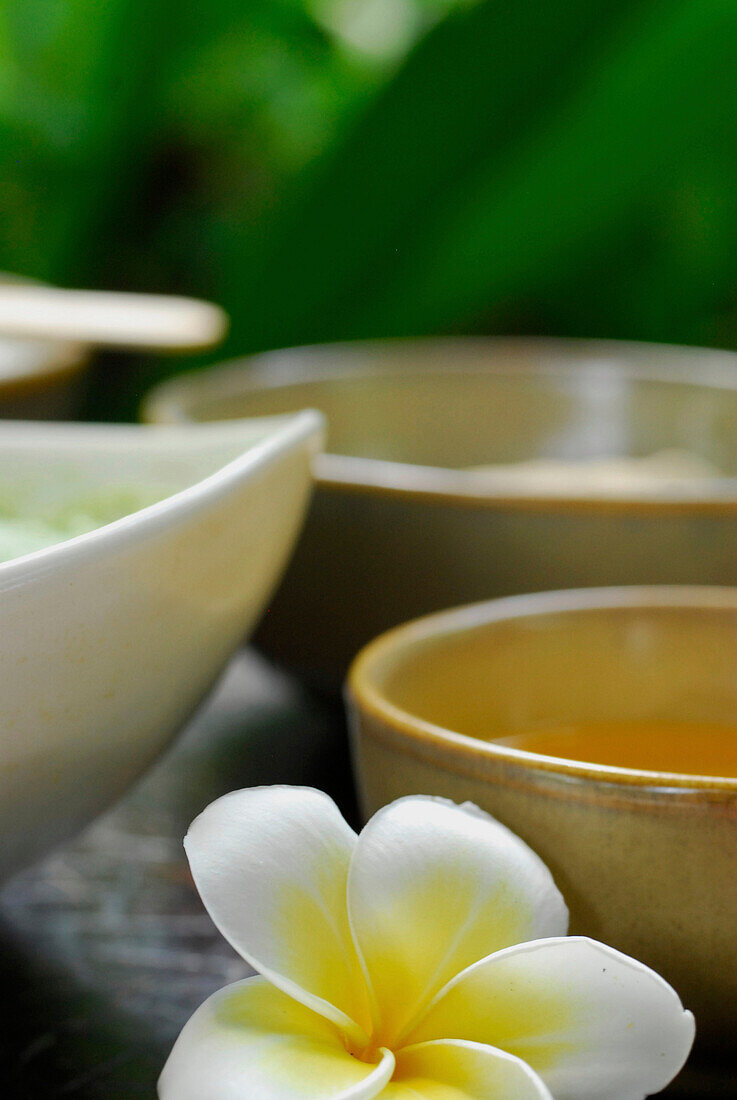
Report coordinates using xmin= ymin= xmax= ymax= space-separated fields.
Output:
xmin=0 ymin=412 xmax=322 ymax=878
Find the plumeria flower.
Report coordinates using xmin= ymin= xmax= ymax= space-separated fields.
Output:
xmin=159 ymin=787 xmax=694 ymax=1099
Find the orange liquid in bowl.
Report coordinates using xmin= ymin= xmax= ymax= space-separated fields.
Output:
xmin=493 ymin=720 xmax=737 ymax=777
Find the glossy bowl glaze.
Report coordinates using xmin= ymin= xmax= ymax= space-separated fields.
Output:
xmin=0 ymin=412 xmax=322 ymax=878
xmin=347 ymin=587 xmax=737 ymax=1055
xmin=144 ymin=337 xmax=737 ymax=690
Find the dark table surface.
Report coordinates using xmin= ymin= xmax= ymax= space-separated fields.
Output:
xmin=0 ymin=650 xmax=732 ymax=1097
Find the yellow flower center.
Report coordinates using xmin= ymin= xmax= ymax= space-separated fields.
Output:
xmin=347 ymin=1032 xmax=390 ymax=1066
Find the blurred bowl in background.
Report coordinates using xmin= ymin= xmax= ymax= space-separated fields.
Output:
xmin=0 ymin=274 xmax=89 ymax=419
xmin=346 ymin=586 xmax=737 ymax=1056
xmin=0 ymin=412 xmax=322 ymax=879
xmin=0 ymin=335 xmax=88 ymax=419
xmin=143 ymin=336 xmax=737 ymax=689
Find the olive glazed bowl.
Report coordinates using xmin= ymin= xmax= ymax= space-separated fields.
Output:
xmin=145 ymin=336 xmax=737 ymax=690
xmin=346 ymin=586 xmax=737 ymax=1056
xmin=0 ymin=412 xmax=322 ymax=879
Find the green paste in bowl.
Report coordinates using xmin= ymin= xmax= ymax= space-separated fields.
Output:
xmin=0 ymin=487 xmax=163 ymax=564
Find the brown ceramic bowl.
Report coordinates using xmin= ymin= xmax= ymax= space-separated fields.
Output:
xmin=346 ymin=586 xmax=737 ymax=1057
xmin=144 ymin=336 xmax=737 ymax=690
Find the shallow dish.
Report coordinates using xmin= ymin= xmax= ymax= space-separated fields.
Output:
xmin=0 ymin=412 xmax=322 ymax=878
xmin=346 ymin=586 xmax=737 ymax=1055
xmin=0 ymin=332 xmax=88 ymax=419
xmin=144 ymin=336 xmax=737 ymax=689
xmin=0 ymin=274 xmax=89 ymax=418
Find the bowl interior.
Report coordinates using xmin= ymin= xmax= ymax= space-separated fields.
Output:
xmin=362 ymin=592 xmax=737 ymax=781
xmin=148 ymin=338 xmax=737 ymax=477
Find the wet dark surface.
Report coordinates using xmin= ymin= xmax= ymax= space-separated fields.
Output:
xmin=0 ymin=650 xmax=731 ymax=1096
xmin=0 ymin=650 xmax=355 ymax=1097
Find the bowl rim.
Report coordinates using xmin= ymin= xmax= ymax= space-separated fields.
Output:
xmin=142 ymin=335 xmax=737 ymax=514
xmin=0 ymin=411 xmax=323 ymax=591
xmin=347 ymin=585 xmax=737 ymax=792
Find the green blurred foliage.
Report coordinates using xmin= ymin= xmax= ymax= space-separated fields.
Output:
xmin=1 ymin=0 xmax=737 ymax=416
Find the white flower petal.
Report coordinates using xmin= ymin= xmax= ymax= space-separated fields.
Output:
xmin=158 ymin=976 xmax=395 ymax=1100
xmin=347 ymin=796 xmax=567 ymax=1046
xmin=184 ymin=786 xmax=369 ymax=1041
xmin=382 ymin=1039 xmax=552 ymax=1098
xmin=405 ymin=937 xmax=695 ymax=1100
